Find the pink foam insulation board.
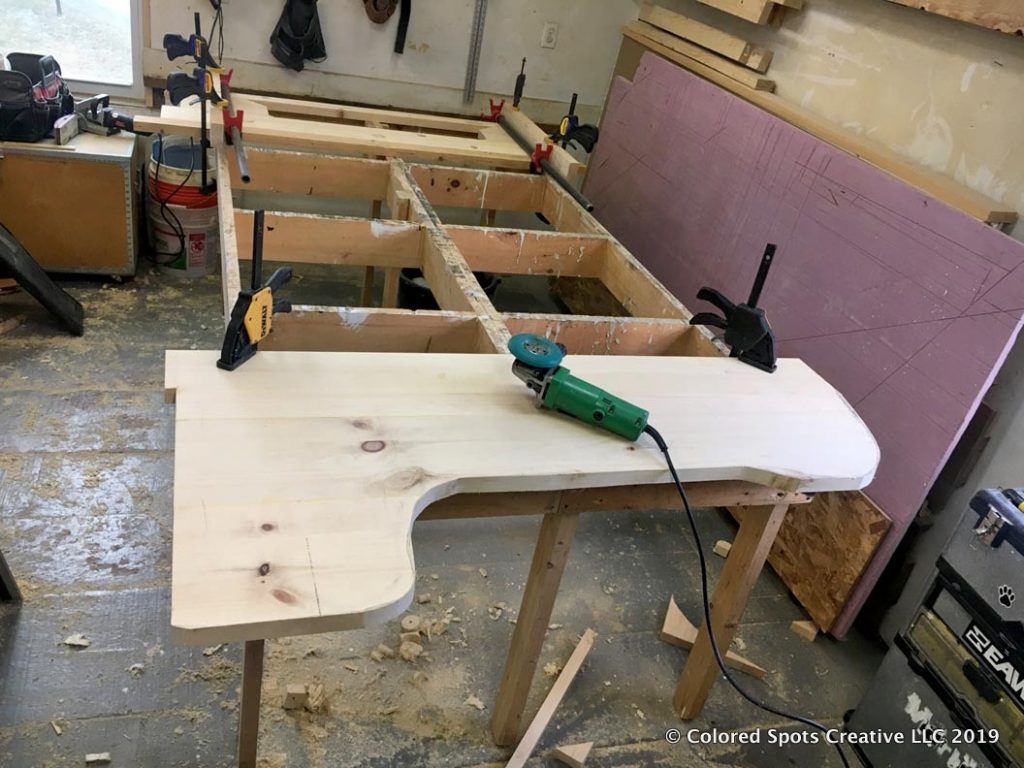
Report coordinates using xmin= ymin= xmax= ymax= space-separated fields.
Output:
xmin=584 ymin=53 xmax=1024 ymax=637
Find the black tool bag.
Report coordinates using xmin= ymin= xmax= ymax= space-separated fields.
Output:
xmin=270 ymin=0 xmax=327 ymax=71
xmin=0 ymin=53 xmax=75 ymax=142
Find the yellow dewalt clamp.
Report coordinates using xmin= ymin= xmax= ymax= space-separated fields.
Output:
xmin=217 ymin=211 xmax=293 ymax=371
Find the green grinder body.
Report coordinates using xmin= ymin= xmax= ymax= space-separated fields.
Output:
xmin=540 ymin=366 xmax=649 ymax=441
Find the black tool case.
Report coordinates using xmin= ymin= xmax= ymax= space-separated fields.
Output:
xmin=846 ymin=487 xmax=1024 ymax=768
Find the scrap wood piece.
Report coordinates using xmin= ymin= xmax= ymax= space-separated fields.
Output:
xmin=626 ymin=22 xmax=775 ymax=92
xmin=639 ymin=2 xmax=773 ymax=72
xmin=713 ymin=540 xmax=732 ymax=558
xmin=505 ymin=629 xmax=597 ymax=768
xmin=0 ymin=314 xmax=24 ymax=335
xmin=659 ymin=596 xmax=766 ymax=679
xmin=85 ymin=754 xmax=111 ymax=765
xmin=696 ymin=0 xmax=775 ymax=24
xmin=552 ymin=741 xmax=594 ymax=767
xmin=790 ymin=619 xmax=818 ymax=642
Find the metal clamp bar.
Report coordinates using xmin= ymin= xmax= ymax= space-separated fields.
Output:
xmin=498 ymin=114 xmax=594 ymax=212
xmin=220 ymin=70 xmax=251 ymax=184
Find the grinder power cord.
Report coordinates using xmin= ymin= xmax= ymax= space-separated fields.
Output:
xmin=507 ymin=332 xmax=850 ymax=768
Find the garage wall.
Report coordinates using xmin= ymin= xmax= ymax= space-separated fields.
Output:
xmin=147 ymin=0 xmax=1024 ymax=236
xmin=146 ymin=0 xmax=640 ymax=123
xmin=645 ymin=0 xmax=1024 ymax=239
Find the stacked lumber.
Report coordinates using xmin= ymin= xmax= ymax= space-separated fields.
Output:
xmin=696 ymin=0 xmax=802 ymax=25
xmin=635 ymin=0 xmax=799 ymax=92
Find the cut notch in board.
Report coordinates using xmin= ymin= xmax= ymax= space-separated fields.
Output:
xmin=639 ymin=2 xmax=773 ymax=72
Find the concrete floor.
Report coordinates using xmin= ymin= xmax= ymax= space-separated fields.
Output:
xmin=0 ymin=264 xmax=885 ymax=767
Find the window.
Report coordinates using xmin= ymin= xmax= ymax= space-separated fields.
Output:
xmin=0 ymin=0 xmax=141 ymax=96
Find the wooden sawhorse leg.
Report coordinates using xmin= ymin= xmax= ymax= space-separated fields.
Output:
xmin=238 ymin=639 xmax=265 ymax=768
xmin=674 ymin=503 xmax=788 ymax=719
xmin=490 ymin=510 xmax=579 ymax=746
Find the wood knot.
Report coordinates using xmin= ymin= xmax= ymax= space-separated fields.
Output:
xmin=272 ymin=588 xmax=296 ymax=604
xmin=450 ymin=179 xmax=461 ymax=188
xmin=362 ymin=440 xmax=386 ymax=453
xmin=261 ymin=523 xmax=275 ymax=531
xmin=258 ymin=563 xmax=271 ymax=576
xmin=352 ymin=419 xmax=371 ymax=430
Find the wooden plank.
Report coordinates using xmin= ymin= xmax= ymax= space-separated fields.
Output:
xmin=237 ymin=639 xmax=264 ymax=768
xmin=408 ymin=164 xmax=547 ymax=212
xmin=730 ymin=491 xmax=891 ymax=632
xmin=241 ymin=93 xmax=491 ymax=135
xmin=502 ymin=314 xmax=722 ymax=357
xmin=674 ymin=503 xmax=789 ymax=718
xmin=659 ymin=596 xmax=766 ymax=679
xmin=616 ymin=31 xmax=1017 ymax=224
xmin=598 ymin=239 xmax=693 ymax=319
xmin=164 ymin=351 xmax=879 ymax=644
xmin=216 ymin=145 xmax=242 ymax=327
xmin=446 ymin=227 xmax=610 ymax=277
xmin=624 ymin=22 xmax=775 ymax=91
xmin=551 ymin=742 xmax=593 ymax=768
xmin=420 ymin=482 xmax=808 ymax=521
xmin=639 ymin=3 xmax=773 ymax=72
xmin=231 ymin=149 xmax=389 ymax=199
xmin=134 ymin=105 xmax=530 ymax=171
xmin=499 ymin=108 xmax=587 ymax=184
xmin=504 ymin=629 xmax=597 ymax=765
xmin=885 ymin=0 xmax=1024 ymax=34
xmin=492 ymin=510 xmax=578 ymax=746
xmin=695 ymin=0 xmax=774 ymax=24
xmin=260 ymin=307 xmax=485 ymax=353
xmin=234 ymin=211 xmax=423 ymax=269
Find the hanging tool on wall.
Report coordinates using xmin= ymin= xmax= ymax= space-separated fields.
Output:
xmin=505 ymin=332 xmax=850 ymax=768
xmin=549 ymin=93 xmax=599 ymax=153
xmin=462 ymin=0 xmax=488 ymax=103
xmin=690 ymin=244 xmax=779 ymax=373
xmin=271 ymin=0 xmax=327 ymax=71
xmin=394 ymin=0 xmax=411 ymax=53
xmin=218 ymin=211 xmax=294 ymax=371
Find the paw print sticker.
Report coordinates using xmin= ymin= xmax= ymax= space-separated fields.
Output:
xmin=999 ymin=585 xmax=1016 ymax=608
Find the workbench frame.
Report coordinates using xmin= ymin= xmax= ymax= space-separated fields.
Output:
xmin=205 ymin=97 xmax=807 ymax=767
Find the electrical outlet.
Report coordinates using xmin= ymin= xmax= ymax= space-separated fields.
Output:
xmin=541 ymin=22 xmax=558 ymax=49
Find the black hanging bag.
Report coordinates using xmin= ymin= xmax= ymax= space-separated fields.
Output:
xmin=0 ymin=53 xmax=75 ymax=142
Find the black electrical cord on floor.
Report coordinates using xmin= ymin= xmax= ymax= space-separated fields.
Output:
xmin=642 ymin=423 xmax=850 ymax=768
xmin=148 ymin=134 xmax=197 ymax=265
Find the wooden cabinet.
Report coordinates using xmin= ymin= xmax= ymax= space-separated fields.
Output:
xmin=0 ymin=132 xmax=140 ymax=276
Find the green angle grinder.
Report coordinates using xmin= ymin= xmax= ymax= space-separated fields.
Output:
xmin=507 ymin=334 xmax=649 ymax=441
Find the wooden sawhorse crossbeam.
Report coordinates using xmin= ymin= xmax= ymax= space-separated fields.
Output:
xmin=232 ymin=481 xmax=807 ymax=765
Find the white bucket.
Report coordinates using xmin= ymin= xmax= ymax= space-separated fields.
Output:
xmin=147 ymin=199 xmax=220 ymax=278
xmin=147 ymin=134 xmax=220 ymax=278
xmin=149 ymin=135 xmax=216 ymax=187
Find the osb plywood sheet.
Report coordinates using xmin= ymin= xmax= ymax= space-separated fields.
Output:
xmin=584 ymin=53 xmax=1024 ymax=637
xmin=731 ymin=492 xmax=892 ymax=631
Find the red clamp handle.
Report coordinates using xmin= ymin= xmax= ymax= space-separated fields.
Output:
xmin=530 ymin=142 xmax=553 ymax=173
xmin=220 ymin=68 xmax=234 ymax=90
xmin=483 ymin=98 xmax=505 ymax=122
xmin=223 ymin=107 xmax=244 ymax=144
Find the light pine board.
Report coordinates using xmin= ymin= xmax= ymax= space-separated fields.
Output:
xmin=886 ymin=0 xmax=1024 ymax=34
xmin=165 ymin=351 xmax=878 ymax=644
xmin=584 ymin=53 xmax=1024 ymax=636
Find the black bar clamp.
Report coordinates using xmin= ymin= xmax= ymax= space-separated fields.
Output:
xmin=690 ymin=243 xmax=778 ymax=373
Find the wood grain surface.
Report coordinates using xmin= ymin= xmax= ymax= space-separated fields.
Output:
xmin=165 ymin=351 xmax=878 ymax=644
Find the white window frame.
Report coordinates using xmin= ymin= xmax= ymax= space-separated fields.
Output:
xmin=61 ymin=0 xmax=144 ymax=100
